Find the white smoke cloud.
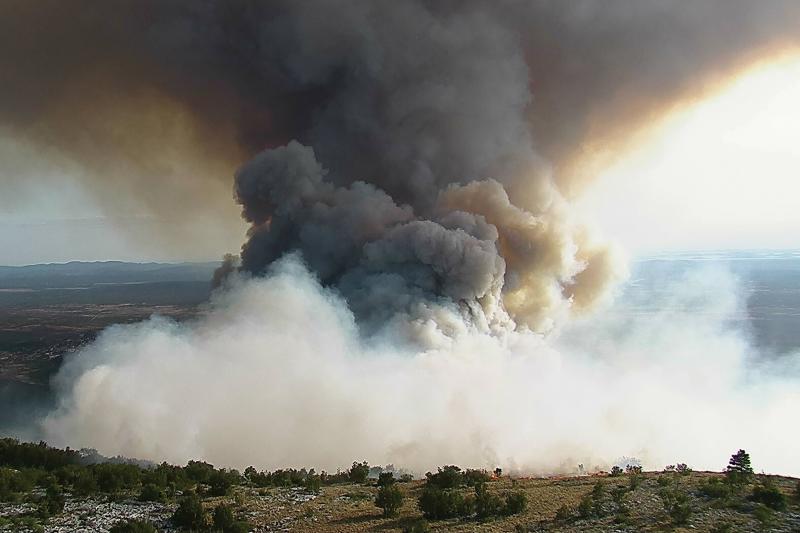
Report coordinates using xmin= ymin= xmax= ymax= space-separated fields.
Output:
xmin=42 ymin=255 xmax=800 ymax=476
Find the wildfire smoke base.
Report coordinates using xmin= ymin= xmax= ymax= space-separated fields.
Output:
xmin=43 ymin=256 xmax=800 ymax=476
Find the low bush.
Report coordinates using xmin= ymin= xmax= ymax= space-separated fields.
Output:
xmin=377 ymin=472 xmax=395 ymax=487
xmin=208 ymin=469 xmax=233 ymax=496
xmin=464 ymin=469 xmax=491 ymax=486
xmin=304 ymin=474 xmax=321 ymax=494
xmin=212 ymin=504 xmax=250 ymax=533
xmin=109 ymin=519 xmax=157 ymax=533
xmin=425 ymin=466 xmax=463 ymax=489
xmin=750 ymin=480 xmax=787 ymax=511
xmin=504 ymin=491 xmax=527 ymax=515
xmin=752 ymin=503 xmax=775 ymax=527
xmin=138 ymin=483 xmax=165 ymax=503
xmin=375 ymin=484 xmax=404 ymax=517
xmin=609 ymin=466 xmax=623 ymax=477
xmin=554 ymin=503 xmax=573 ymax=522
xmin=403 ymin=518 xmax=430 ymax=533
xmin=577 ymin=482 xmax=607 ymax=519
xmin=474 ymin=483 xmax=504 ymax=519
xmin=348 ymin=461 xmax=370 ymax=484
xmin=660 ymin=487 xmax=691 ymax=525
xmin=172 ymin=491 xmax=206 ymax=530
xmin=37 ymin=485 xmax=65 ymax=519
xmin=699 ymin=477 xmax=731 ymax=499
xmin=418 ymin=486 xmax=465 ymax=520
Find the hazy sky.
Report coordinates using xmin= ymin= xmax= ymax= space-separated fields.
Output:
xmin=579 ymin=53 xmax=800 ymax=255
xmin=2 ymin=53 xmax=799 ymax=266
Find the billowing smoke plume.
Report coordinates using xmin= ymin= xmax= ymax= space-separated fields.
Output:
xmin=231 ymin=140 xmax=612 ymax=339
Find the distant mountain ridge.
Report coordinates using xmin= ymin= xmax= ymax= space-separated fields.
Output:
xmin=0 ymin=261 xmax=221 ymax=289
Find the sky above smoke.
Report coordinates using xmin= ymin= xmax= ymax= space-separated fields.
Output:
xmin=2 ymin=1 xmax=800 ymax=474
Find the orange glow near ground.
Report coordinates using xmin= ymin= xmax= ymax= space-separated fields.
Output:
xmin=579 ymin=53 xmax=800 ymax=254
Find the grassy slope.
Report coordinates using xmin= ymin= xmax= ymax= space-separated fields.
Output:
xmin=201 ymin=472 xmax=799 ymax=532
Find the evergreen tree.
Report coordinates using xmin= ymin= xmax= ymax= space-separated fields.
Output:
xmin=725 ymin=449 xmax=753 ymax=486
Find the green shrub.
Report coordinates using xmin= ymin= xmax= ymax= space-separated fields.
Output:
xmin=425 ymin=466 xmax=463 ymax=489
xmin=402 ymin=518 xmax=430 ymax=533
xmin=577 ymin=493 xmax=593 ymax=519
xmin=212 ymin=504 xmax=249 ymax=533
xmin=72 ymin=469 xmax=98 ymax=497
xmin=463 ymin=469 xmax=491 ymax=486
xmin=752 ymin=503 xmax=774 ymax=527
xmin=208 ymin=470 xmax=232 ymax=496
xmin=304 ymin=474 xmax=321 ymax=494
xmin=458 ymin=494 xmax=475 ymax=517
xmin=660 ymin=487 xmax=691 ymax=525
xmin=710 ymin=522 xmax=732 ymax=533
xmin=699 ymin=477 xmax=731 ymax=499
xmin=399 ymin=473 xmax=414 ymax=483
xmin=609 ymin=466 xmax=623 ymax=477
xmin=554 ymin=503 xmax=573 ymax=522
xmin=504 ymin=491 xmax=527 ymax=515
xmin=418 ymin=486 xmax=464 ymax=520
xmin=184 ymin=460 xmax=215 ymax=484
xmin=172 ymin=491 xmax=206 ymax=530
xmin=39 ymin=485 xmax=65 ymax=517
xmin=92 ymin=463 xmax=141 ymax=494
xmin=377 ymin=472 xmax=395 ymax=487
xmin=0 ymin=438 xmax=79 ymax=471
xmin=375 ymin=484 xmax=404 ymax=517
xmin=576 ymin=482 xmax=607 ymax=519
xmin=348 ymin=461 xmax=370 ymax=484
xmin=676 ymin=463 xmax=692 ymax=475
xmin=138 ymin=483 xmax=165 ymax=503
xmin=474 ymin=483 xmax=504 ymax=519
xmin=750 ymin=480 xmax=787 ymax=511
xmin=625 ymin=465 xmax=642 ymax=475
xmin=109 ymin=519 xmax=157 ymax=533
xmin=0 ymin=468 xmax=36 ymax=502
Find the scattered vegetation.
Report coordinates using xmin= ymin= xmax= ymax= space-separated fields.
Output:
xmin=0 ymin=438 xmax=798 ymax=532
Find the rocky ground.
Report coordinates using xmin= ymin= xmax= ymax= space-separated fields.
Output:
xmin=1 ymin=471 xmax=798 ymax=532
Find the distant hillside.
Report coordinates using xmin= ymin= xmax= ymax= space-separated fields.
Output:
xmin=0 ymin=261 xmax=220 ymax=289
